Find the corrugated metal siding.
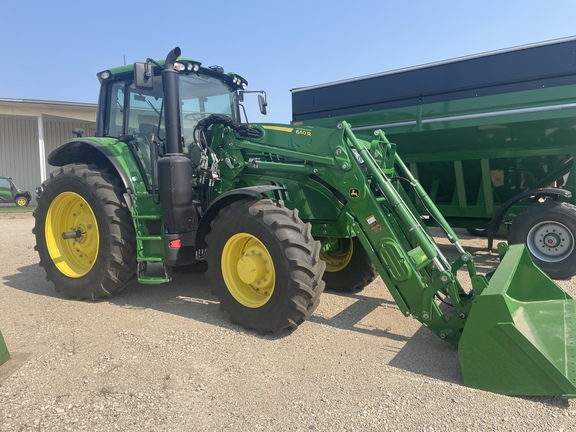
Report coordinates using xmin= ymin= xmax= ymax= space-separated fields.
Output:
xmin=43 ymin=115 xmax=96 ymax=180
xmin=0 ymin=114 xmax=40 ymax=205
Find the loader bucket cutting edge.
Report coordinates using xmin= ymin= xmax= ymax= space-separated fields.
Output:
xmin=458 ymin=244 xmax=576 ymax=397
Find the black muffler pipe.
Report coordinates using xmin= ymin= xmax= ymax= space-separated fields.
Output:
xmin=158 ymin=47 xmax=197 ymax=236
xmin=162 ymin=47 xmax=182 ymax=155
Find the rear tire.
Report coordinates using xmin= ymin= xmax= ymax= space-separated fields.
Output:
xmin=206 ymin=199 xmax=325 ymax=333
xmin=508 ymin=201 xmax=576 ymax=279
xmin=321 ymin=237 xmax=377 ymax=292
xmin=33 ymin=164 xmax=137 ymax=299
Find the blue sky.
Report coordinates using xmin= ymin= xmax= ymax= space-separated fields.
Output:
xmin=1 ymin=0 xmax=575 ymax=124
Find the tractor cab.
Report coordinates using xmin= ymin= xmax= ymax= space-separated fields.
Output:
xmin=95 ymin=57 xmax=249 ymax=186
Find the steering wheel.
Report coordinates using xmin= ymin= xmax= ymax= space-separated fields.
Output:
xmin=184 ymin=111 xmax=205 ymax=122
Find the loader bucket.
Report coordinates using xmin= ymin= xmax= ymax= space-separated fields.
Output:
xmin=458 ymin=244 xmax=576 ymax=397
xmin=0 ymin=331 xmax=10 ymax=366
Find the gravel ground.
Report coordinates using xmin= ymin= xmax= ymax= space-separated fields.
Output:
xmin=1 ymin=213 xmax=575 ymax=431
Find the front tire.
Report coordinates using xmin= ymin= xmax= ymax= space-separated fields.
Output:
xmin=206 ymin=199 xmax=325 ymax=333
xmin=321 ymin=237 xmax=377 ymax=292
xmin=508 ymin=201 xmax=576 ymax=279
xmin=33 ymin=164 xmax=137 ymax=299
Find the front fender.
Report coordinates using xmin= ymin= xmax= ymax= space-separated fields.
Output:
xmin=195 ymin=186 xmax=286 ymax=249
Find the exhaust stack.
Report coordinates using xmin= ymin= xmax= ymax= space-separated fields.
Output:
xmin=158 ymin=47 xmax=197 ymax=242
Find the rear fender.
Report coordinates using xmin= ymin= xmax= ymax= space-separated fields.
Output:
xmin=195 ymin=186 xmax=286 ymax=249
xmin=48 ymin=138 xmax=148 ymax=198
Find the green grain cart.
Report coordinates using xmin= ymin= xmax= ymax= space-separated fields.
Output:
xmin=292 ymin=37 xmax=576 ymax=279
xmin=34 ymin=47 xmax=576 ymax=397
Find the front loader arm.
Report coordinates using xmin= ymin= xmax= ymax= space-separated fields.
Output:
xmin=324 ymin=122 xmax=487 ymax=344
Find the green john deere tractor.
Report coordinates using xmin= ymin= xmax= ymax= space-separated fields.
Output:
xmin=34 ymin=47 xmax=576 ymax=397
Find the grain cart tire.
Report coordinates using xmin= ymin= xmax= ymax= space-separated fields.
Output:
xmin=33 ymin=164 xmax=137 ymax=299
xmin=508 ymin=201 xmax=576 ymax=279
xmin=321 ymin=237 xmax=377 ymax=292
xmin=466 ymin=228 xmax=488 ymax=237
xmin=206 ymin=199 xmax=326 ymax=333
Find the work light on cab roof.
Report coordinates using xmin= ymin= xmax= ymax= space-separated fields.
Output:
xmin=174 ymin=60 xmax=201 ymax=72
xmin=229 ymin=73 xmax=248 ymax=90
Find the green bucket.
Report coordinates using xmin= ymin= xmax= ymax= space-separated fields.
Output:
xmin=0 ymin=331 xmax=10 ymax=366
xmin=458 ymin=244 xmax=576 ymax=397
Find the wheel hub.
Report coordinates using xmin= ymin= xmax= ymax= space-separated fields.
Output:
xmin=542 ymin=232 xmax=561 ymax=249
xmin=222 ymin=233 xmax=275 ymax=308
xmin=237 ymin=254 xmax=267 ymax=285
xmin=528 ymin=221 xmax=575 ymax=262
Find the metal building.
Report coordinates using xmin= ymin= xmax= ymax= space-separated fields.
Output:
xmin=0 ymin=99 xmax=96 ymax=205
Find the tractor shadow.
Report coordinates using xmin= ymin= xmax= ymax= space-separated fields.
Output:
xmin=2 ymin=263 xmax=256 ymax=338
xmin=309 ymin=288 xmax=465 ymax=386
xmin=387 ymin=326 xmax=463 ymax=386
xmin=2 ymin=263 xmax=58 ymax=298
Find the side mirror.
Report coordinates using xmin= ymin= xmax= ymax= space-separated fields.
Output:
xmin=72 ymin=128 xmax=84 ymax=138
xmin=258 ymin=94 xmax=268 ymax=115
xmin=134 ymin=62 xmax=154 ymax=89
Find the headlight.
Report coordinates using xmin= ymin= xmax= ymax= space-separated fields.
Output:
xmin=99 ymin=71 xmax=111 ymax=80
xmin=174 ymin=62 xmax=186 ymax=72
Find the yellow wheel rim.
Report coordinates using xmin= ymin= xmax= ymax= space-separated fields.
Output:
xmin=320 ymin=238 xmax=354 ymax=273
xmin=45 ymin=192 xmax=99 ymax=278
xmin=16 ymin=197 xmax=27 ymax=206
xmin=221 ymin=233 xmax=275 ymax=308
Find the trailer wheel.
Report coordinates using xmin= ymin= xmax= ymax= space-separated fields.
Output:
xmin=205 ymin=199 xmax=325 ymax=333
xmin=33 ymin=164 xmax=137 ymax=299
xmin=508 ymin=201 xmax=576 ymax=279
xmin=320 ymin=237 xmax=377 ymax=292
xmin=466 ymin=228 xmax=488 ymax=237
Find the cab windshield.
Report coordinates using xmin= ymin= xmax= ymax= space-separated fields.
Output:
xmin=104 ymin=72 xmax=239 ymax=143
